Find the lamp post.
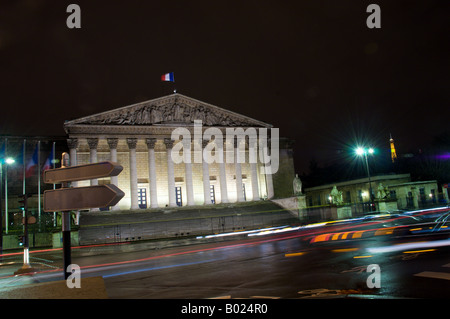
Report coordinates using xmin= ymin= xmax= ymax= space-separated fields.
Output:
xmin=0 ymin=157 xmax=15 ymax=258
xmin=356 ymin=147 xmax=375 ymax=212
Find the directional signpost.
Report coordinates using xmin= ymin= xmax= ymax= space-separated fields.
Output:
xmin=43 ymin=161 xmax=124 ymax=185
xmin=43 ymin=153 xmax=125 ymax=279
xmin=43 ymin=184 xmax=124 ymax=212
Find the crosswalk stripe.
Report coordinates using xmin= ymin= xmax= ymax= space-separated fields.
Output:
xmin=414 ymin=271 xmax=450 ymax=281
xmin=341 ymin=232 xmax=350 ymax=239
xmin=352 ymin=231 xmax=365 ymax=239
xmin=331 ymin=233 xmax=340 ymax=240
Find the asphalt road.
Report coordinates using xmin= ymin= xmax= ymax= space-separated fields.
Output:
xmin=100 ymin=233 xmax=450 ymax=299
xmin=1 ymin=210 xmax=449 ymax=299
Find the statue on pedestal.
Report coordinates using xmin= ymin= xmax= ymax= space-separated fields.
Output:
xmin=330 ymin=185 xmax=343 ymax=205
xmin=376 ymin=183 xmax=387 ymax=199
xmin=293 ymin=174 xmax=303 ymax=195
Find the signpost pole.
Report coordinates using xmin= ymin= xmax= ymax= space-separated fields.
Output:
xmin=42 ymin=157 xmax=125 ymax=280
xmin=62 ymin=210 xmax=71 ymax=280
xmin=61 ymin=152 xmax=71 ymax=280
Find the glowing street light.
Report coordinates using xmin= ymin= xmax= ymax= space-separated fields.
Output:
xmin=355 ymin=146 xmax=375 ymax=211
xmin=1 ymin=157 xmax=16 ymax=257
xmin=356 ymin=147 xmax=364 ymax=156
xmin=355 ymin=147 xmax=374 ymax=156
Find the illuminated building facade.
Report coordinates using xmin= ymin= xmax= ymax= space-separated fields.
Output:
xmin=64 ymin=94 xmax=294 ymax=211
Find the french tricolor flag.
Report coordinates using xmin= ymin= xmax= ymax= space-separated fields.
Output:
xmin=161 ymin=72 xmax=175 ymax=82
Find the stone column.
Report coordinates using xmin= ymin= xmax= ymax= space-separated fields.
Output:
xmin=218 ymin=141 xmax=229 ymax=203
xmin=87 ymin=138 xmax=98 ymax=186
xmin=202 ymin=140 xmax=211 ymax=205
xmin=234 ymin=138 xmax=245 ymax=202
xmin=249 ymin=137 xmax=260 ymax=201
xmin=182 ymin=138 xmax=195 ymax=206
xmin=262 ymin=140 xmax=274 ymax=199
xmin=265 ymin=167 xmax=274 ymax=199
xmin=107 ymin=138 xmax=120 ymax=210
xmin=127 ymin=138 xmax=139 ymax=210
xmin=164 ymin=138 xmax=177 ymax=207
xmin=260 ymin=138 xmax=274 ymax=199
xmin=87 ymin=138 xmax=99 ymax=212
xmin=146 ymin=138 xmax=158 ymax=208
xmin=67 ymin=138 xmax=78 ymax=188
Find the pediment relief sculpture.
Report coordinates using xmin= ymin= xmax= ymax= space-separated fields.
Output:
xmin=67 ymin=94 xmax=269 ymax=128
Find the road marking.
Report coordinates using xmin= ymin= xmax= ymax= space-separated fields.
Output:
xmin=341 ymin=232 xmax=350 ymax=239
xmin=331 ymin=233 xmax=340 ymax=240
xmin=250 ymin=296 xmax=281 ymax=299
xmin=102 ymin=258 xmax=218 ymax=278
xmin=341 ymin=265 xmax=367 ymax=273
xmin=331 ymin=248 xmax=359 ymax=253
xmin=311 ymin=233 xmax=330 ymax=243
xmin=375 ymin=229 xmax=394 ymax=236
xmin=403 ymin=249 xmax=436 ymax=254
xmin=352 ymin=231 xmax=365 ymax=239
xmin=297 ymin=288 xmax=350 ymax=298
xmin=414 ymin=271 xmax=450 ymax=281
xmin=285 ymin=252 xmax=307 ymax=257
xmin=353 ymin=255 xmax=373 ymax=259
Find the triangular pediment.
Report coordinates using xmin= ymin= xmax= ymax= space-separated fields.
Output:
xmin=64 ymin=94 xmax=272 ymax=128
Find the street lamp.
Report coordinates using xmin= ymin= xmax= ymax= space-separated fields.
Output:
xmin=355 ymin=147 xmax=375 ymax=211
xmin=0 ymin=157 xmax=15 ymax=258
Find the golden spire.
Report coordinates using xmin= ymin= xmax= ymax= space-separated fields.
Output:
xmin=390 ymin=133 xmax=397 ymax=163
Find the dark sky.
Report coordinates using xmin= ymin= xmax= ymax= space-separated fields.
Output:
xmin=0 ymin=0 xmax=448 ymax=174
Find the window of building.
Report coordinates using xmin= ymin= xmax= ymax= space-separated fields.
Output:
xmin=431 ymin=189 xmax=436 ymax=203
xmin=210 ymin=185 xmax=216 ymax=204
xmin=390 ymin=190 xmax=397 ymax=199
xmin=345 ymin=191 xmax=351 ymax=203
xmin=358 ymin=190 xmax=363 ymax=202
xmin=138 ymin=188 xmax=147 ymax=209
xmin=175 ymin=186 xmax=182 ymax=206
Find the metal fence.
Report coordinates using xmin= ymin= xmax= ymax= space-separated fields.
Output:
xmin=3 ymin=209 xmax=75 ymax=235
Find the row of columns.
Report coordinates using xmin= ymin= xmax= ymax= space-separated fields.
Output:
xmin=66 ymin=137 xmax=274 ymax=210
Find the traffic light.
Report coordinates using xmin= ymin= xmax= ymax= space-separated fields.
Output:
xmin=18 ymin=194 xmax=30 ymax=212
xmin=18 ymin=235 xmax=24 ymax=246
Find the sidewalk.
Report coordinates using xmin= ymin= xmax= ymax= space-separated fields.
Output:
xmin=0 ymin=276 xmax=108 ymax=299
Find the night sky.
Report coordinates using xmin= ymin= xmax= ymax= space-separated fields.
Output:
xmin=0 ymin=0 xmax=448 ymax=174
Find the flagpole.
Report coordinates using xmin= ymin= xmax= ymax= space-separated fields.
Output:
xmin=38 ymin=140 xmax=41 ymax=232
xmin=5 ymin=138 xmax=8 ymax=234
xmin=22 ymin=139 xmax=26 ymax=195
xmin=22 ymin=139 xmax=26 ymax=235
xmin=52 ymin=142 xmax=56 ymax=227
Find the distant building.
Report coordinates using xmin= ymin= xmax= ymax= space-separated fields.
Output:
xmin=304 ymin=173 xmax=441 ymax=213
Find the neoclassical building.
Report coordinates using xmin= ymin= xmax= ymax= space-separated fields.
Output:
xmin=64 ymin=93 xmax=293 ymax=211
